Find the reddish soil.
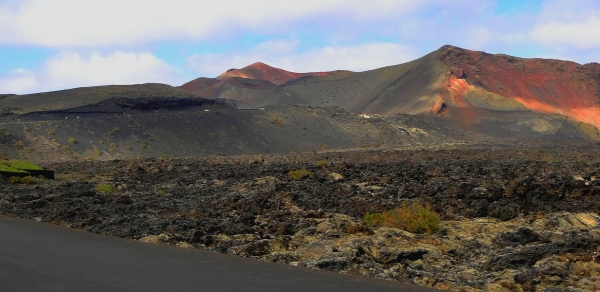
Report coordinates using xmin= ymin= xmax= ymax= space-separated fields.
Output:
xmin=179 ymin=77 xmax=220 ymax=93
xmin=217 ymin=62 xmax=349 ymax=85
xmin=438 ymin=46 xmax=600 ymax=128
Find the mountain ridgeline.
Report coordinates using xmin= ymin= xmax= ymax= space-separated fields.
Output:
xmin=181 ymin=45 xmax=600 ymax=140
xmin=0 ymin=45 xmax=598 ymax=162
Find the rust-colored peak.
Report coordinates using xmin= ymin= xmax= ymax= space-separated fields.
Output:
xmin=438 ymin=44 xmax=463 ymax=51
xmin=436 ymin=45 xmax=468 ymax=55
xmin=247 ymin=62 xmax=270 ymax=68
xmin=217 ymin=62 xmax=349 ymax=85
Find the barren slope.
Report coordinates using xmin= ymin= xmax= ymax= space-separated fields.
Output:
xmin=217 ymin=62 xmax=350 ymax=85
xmin=0 ymin=83 xmax=212 ymax=115
xmin=188 ymin=77 xmax=303 ymax=109
xmin=281 ymin=45 xmax=600 ymax=139
xmin=180 ymin=63 xmax=350 ymax=109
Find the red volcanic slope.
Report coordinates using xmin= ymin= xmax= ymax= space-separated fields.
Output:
xmin=179 ymin=46 xmax=600 ymax=132
xmin=438 ymin=46 xmax=600 ymax=128
xmin=180 ymin=77 xmax=221 ymax=93
xmin=217 ymin=62 xmax=349 ymax=85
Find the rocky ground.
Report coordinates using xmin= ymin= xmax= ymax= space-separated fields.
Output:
xmin=1 ymin=146 xmax=600 ymax=291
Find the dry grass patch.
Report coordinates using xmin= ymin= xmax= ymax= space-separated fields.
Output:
xmin=288 ymin=168 xmax=314 ymax=180
xmin=363 ymin=202 xmax=441 ymax=234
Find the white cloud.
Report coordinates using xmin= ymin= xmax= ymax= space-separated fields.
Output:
xmin=0 ymin=51 xmax=182 ymax=94
xmin=531 ymin=16 xmax=600 ymax=50
xmin=297 ymin=43 xmax=418 ymax=72
xmin=188 ymin=41 xmax=418 ymax=77
xmin=466 ymin=27 xmax=493 ymax=50
xmin=0 ymin=0 xmax=424 ymax=47
xmin=43 ymin=51 xmax=178 ymax=89
xmin=0 ymin=69 xmax=38 ymax=94
xmin=254 ymin=39 xmax=301 ymax=54
xmin=529 ymin=0 xmax=600 ymax=51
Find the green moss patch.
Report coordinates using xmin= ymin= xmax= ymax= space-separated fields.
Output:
xmin=0 ymin=164 xmax=27 ymax=173
xmin=5 ymin=159 xmax=43 ymax=170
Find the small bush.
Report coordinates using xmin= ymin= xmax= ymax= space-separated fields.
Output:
xmin=95 ymin=184 xmax=114 ymax=193
xmin=60 ymin=145 xmax=71 ymax=153
xmin=92 ymin=147 xmax=102 ymax=156
xmin=269 ymin=116 xmax=284 ymax=126
xmin=9 ymin=176 xmax=36 ymax=184
xmin=108 ymin=143 xmax=117 ymax=153
xmin=108 ymin=127 xmax=119 ymax=136
xmin=67 ymin=137 xmax=77 ymax=144
xmin=314 ymin=159 xmax=329 ymax=168
xmin=362 ymin=202 xmax=440 ymax=234
xmin=288 ymin=168 xmax=314 ymax=180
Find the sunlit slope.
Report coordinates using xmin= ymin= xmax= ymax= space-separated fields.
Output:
xmin=0 ymin=83 xmax=210 ymax=115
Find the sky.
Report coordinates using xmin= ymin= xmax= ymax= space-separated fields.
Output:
xmin=0 ymin=0 xmax=599 ymax=94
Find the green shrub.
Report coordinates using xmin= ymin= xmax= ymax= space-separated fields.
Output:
xmin=67 ymin=137 xmax=77 ymax=144
xmin=60 ymin=145 xmax=71 ymax=153
xmin=95 ymin=184 xmax=114 ymax=193
xmin=314 ymin=159 xmax=329 ymax=168
xmin=108 ymin=143 xmax=117 ymax=153
xmin=362 ymin=211 xmax=385 ymax=227
xmin=288 ymin=168 xmax=314 ymax=180
xmin=362 ymin=202 xmax=440 ymax=234
xmin=108 ymin=127 xmax=119 ymax=136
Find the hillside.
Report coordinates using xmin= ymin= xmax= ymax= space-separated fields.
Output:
xmin=0 ymin=103 xmax=503 ymax=163
xmin=2 ymin=47 xmax=600 ymax=292
xmin=180 ymin=63 xmax=350 ymax=109
xmin=180 ymin=45 xmax=600 ymax=141
xmin=216 ymin=62 xmax=350 ymax=85
xmin=0 ymin=83 xmax=210 ymax=116
xmin=0 ymin=45 xmax=599 ymax=163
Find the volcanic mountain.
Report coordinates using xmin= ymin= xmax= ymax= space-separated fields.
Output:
xmin=1 ymin=45 xmax=599 ymax=163
xmin=216 ymin=62 xmax=350 ymax=85
xmin=180 ymin=62 xmax=350 ymax=108
xmin=181 ymin=45 xmax=600 ymax=140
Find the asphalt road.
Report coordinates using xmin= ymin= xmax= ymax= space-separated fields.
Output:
xmin=0 ymin=216 xmax=441 ymax=292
